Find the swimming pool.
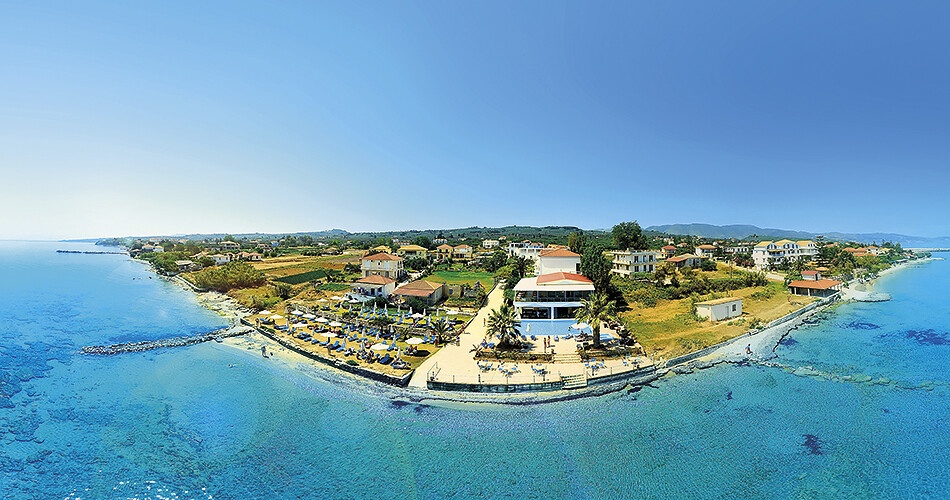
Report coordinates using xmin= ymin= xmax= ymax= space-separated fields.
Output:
xmin=519 ymin=318 xmax=592 ymax=336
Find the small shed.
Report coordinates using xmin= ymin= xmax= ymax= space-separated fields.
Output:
xmin=695 ymin=297 xmax=742 ymax=321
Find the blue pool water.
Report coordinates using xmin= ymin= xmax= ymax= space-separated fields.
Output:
xmin=520 ymin=318 xmax=592 ymax=336
xmin=2 ymin=241 xmax=950 ymax=498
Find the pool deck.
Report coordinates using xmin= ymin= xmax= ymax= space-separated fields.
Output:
xmin=409 ymin=285 xmax=654 ymax=391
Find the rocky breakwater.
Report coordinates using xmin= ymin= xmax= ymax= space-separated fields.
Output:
xmin=81 ymin=323 xmax=253 ymax=355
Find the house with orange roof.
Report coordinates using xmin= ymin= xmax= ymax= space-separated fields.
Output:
xmin=788 ymin=278 xmax=842 ymax=298
xmin=393 ymin=279 xmax=448 ymax=306
xmin=665 ymin=254 xmax=702 ymax=268
xmin=361 ymin=252 xmax=405 ymax=279
xmin=694 ymin=244 xmax=717 ymax=259
xmin=434 ymin=244 xmax=454 ymax=260
xmin=351 ymin=275 xmax=397 ymax=298
xmin=661 ymin=245 xmax=677 ymax=259
xmin=537 ymin=248 xmax=581 ymax=275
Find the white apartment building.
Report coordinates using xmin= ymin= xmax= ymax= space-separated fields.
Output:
xmin=610 ymin=250 xmax=660 ymax=276
xmin=752 ymin=240 xmax=818 ymax=269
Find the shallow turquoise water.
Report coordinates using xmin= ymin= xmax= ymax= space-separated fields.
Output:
xmin=2 ymin=242 xmax=949 ymax=498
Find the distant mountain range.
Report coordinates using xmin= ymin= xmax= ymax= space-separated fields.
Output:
xmin=646 ymin=223 xmax=950 ymax=248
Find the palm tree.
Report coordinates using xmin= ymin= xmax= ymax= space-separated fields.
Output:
xmin=430 ymin=317 xmax=452 ymax=346
xmin=486 ymin=303 xmax=521 ymax=349
xmin=574 ymin=291 xmax=617 ymax=349
xmin=510 ymin=256 xmax=533 ymax=281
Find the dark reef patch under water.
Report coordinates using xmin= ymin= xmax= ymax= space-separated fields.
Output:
xmin=900 ymin=329 xmax=950 ymax=346
xmin=848 ymin=321 xmax=881 ymax=330
xmin=802 ymin=434 xmax=823 ymax=455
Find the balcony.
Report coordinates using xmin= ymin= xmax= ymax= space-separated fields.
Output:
xmin=515 ymin=291 xmax=591 ymax=303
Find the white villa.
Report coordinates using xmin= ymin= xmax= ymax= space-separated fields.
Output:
xmin=537 ymin=248 xmax=581 ymax=274
xmin=752 ymin=240 xmax=818 ymax=269
xmin=610 ymin=250 xmax=660 ymax=276
xmin=361 ymin=252 xmax=405 ymax=280
xmin=482 ymin=239 xmax=500 ymax=249
xmin=507 ymin=240 xmax=546 ymax=260
xmin=351 ymin=275 xmax=396 ymax=298
xmin=694 ymin=244 xmax=717 ymax=259
xmin=513 ymin=249 xmax=593 ymax=320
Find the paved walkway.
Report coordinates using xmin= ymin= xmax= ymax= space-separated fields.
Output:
xmin=409 ymin=284 xmax=652 ymax=389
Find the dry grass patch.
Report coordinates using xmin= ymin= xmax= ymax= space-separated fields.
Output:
xmin=623 ymin=282 xmax=818 ymax=359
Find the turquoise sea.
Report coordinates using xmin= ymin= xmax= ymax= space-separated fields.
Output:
xmin=2 ymin=241 xmax=950 ymax=499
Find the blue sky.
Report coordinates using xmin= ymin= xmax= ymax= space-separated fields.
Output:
xmin=2 ymin=1 xmax=949 ymax=239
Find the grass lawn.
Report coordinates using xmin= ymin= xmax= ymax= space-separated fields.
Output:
xmin=428 ymin=270 xmax=493 ymax=288
xmin=622 ymin=281 xmax=817 ymax=359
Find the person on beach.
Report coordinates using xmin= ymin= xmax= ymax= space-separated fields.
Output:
xmin=745 ymin=344 xmax=752 ymax=356
xmin=261 ymin=345 xmax=267 ymax=358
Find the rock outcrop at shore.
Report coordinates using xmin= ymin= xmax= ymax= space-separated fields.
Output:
xmin=81 ymin=324 xmax=253 ymax=355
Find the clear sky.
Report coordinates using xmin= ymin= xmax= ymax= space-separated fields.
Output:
xmin=2 ymin=1 xmax=949 ymax=240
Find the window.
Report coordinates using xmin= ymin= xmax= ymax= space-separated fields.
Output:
xmin=732 ymin=304 xmax=736 ymax=312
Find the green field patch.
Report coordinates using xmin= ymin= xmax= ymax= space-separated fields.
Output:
xmin=317 ymin=283 xmax=351 ymax=291
xmin=275 ymin=269 xmax=327 ymax=284
xmin=429 ymin=271 xmax=493 ymax=286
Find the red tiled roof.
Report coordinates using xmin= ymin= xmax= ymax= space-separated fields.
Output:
xmin=436 ymin=244 xmax=454 ymax=250
xmin=536 ymin=272 xmax=593 ymax=284
xmin=362 ymin=252 xmax=403 ymax=261
xmin=801 ymin=270 xmax=819 ymax=276
xmin=394 ymin=280 xmax=442 ymax=297
xmin=356 ymin=275 xmax=395 ymax=285
xmin=697 ymin=245 xmax=716 ymax=250
xmin=666 ymin=254 xmax=698 ymax=263
xmin=662 ymin=245 xmax=676 ymax=250
xmin=788 ymin=279 xmax=842 ymax=290
xmin=539 ymin=248 xmax=580 ymax=258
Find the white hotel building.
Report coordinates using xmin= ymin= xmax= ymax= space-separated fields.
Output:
xmin=610 ymin=250 xmax=661 ymax=276
xmin=513 ymin=249 xmax=594 ymax=320
xmin=752 ymin=240 xmax=818 ymax=269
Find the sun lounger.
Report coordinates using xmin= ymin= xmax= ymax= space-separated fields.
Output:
xmin=379 ymin=354 xmax=392 ymax=365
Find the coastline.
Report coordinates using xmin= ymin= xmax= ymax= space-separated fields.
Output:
xmin=155 ymin=254 xmax=933 ymax=405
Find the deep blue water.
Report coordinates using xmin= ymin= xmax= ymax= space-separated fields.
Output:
xmin=2 ymin=242 xmax=950 ymax=499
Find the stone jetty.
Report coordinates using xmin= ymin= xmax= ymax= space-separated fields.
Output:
xmin=57 ymin=249 xmax=127 ymax=255
xmin=81 ymin=324 xmax=253 ymax=355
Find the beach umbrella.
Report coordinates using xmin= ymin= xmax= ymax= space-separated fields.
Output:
xmin=269 ymin=314 xmax=284 ymax=321
xmin=316 ymin=317 xmax=329 ymax=323
xmin=292 ymin=322 xmax=307 ymax=327
xmin=371 ymin=343 xmax=388 ymax=351
xmin=303 ymin=313 xmax=316 ymax=319
xmin=317 ymin=298 xmax=328 ymax=303
xmin=259 ymin=310 xmax=272 ymax=315
xmin=411 ymin=313 xmax=424 ymax=320
xmin=324 ymin=331 xmax=337 ymax=338
xmin=384 ymin=304 xmax=388 ymax=315
xmin=570 ymin=322 xmax=589 ymax=330
xmin=409 ymin=307 xmax=413 ymax=316
xmin=291 ymin=310 xmax=304 ymax=316
xmin=526 ymin=323 xmax=531 ymax=333
xmin=372 ymin=302 xmax=377 ymax=313
xmin=329 ymin=321 xmax=343 ymax=328
xmin=406 ymin=337 xmax=424 ymax=345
